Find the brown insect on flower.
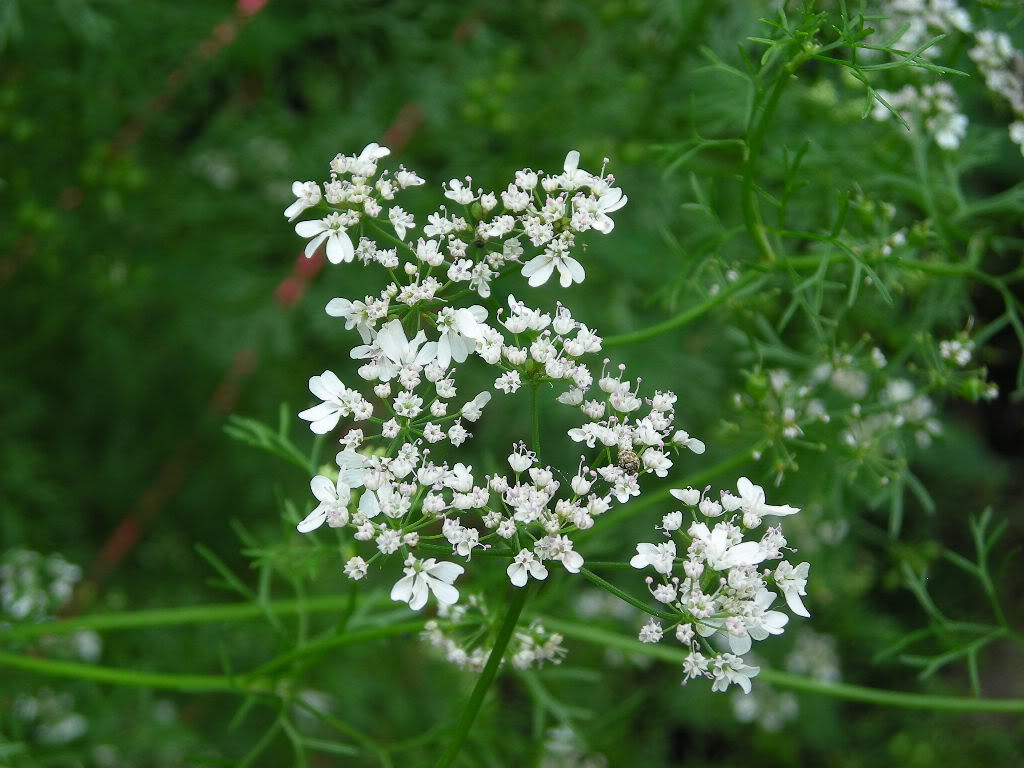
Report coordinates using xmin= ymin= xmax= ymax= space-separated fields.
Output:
xmin=617 ymin=449 xmax=641 ymax=475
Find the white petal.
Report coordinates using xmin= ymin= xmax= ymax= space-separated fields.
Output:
xmin=299 ymin=406 xmax=340 ymax=434
xmin=325 ymin=231 xmax=353 ymax=265
xmin=358 ymin=490 xmax=380 ymax=518
xmin=376 ymin=321 xmax=407 ymax=364
xmin=427 ymin=561 xmax=464 ymax=584
xmin=296 ymin=508 xmax=326 ymax=533
xmin=415 ymin=341 xmax=438 ymax=367
xmin=562 ymin=550 xmax=584 ymax=574
xmin=325 ymin=298 xmax=350 ymax=317
xmin=295 ymin=219 xmax=327 ymax=238
xmin=736 ymin=671 xmax=755 ymax=695
xmin=429 ymin=580 xmax=460 ymax=605
xmin=507 ymin=563 xmax=527 ymax=587
xmin=409 ymin=578 xmax=429 ymax=610
xmin=562 ymin=256 xmax=585 ymax=284
xmin=390 ymin=574 xmax=415 ymax=604
xmin=304 ymin=231 xmax=329 ymax=259
xmin=310 ymin=475 xmax=336 ymax=503
xmin=527 ymin=259 xmax=555 ymax=287
xmin=564 ymin=150 xmax=580 ymax=173
xmin=723 ymin=541 xmax=766 ymax=568
xmin=784 ymin=589 xmax=810 ymax=618
xmin=436 ymin=336 xmax=452 ymax=371
xmin=284 ymin=199 xmax=305 ymax=220
xmin=729 ymin=633 xmax=752 ymax=656
xmin=521 ymin=255 xmax=549 ymax=278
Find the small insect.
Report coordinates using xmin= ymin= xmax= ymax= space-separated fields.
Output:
xmin=617 ymin=449 xmax=641 ymax=475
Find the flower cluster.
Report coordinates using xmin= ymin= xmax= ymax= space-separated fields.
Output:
xmin=284 ymin=144 xmax=801 ymax=692
xmin=1 ymin=549 xmax=102 ymax=666
xmin=870 ymin=0 xmax=970 ymax=60
xmin=1 ymin=549 xmax=82 ymax=623
xmin=969 ymin=29 xmax=1024 ymax=155
xmin=872 ymin=81 xmax=968 ymax=150
xmin=629 ymin=478 xmax=809 ymax=693
xmin=421 ymin=596 xmax=567 ymax=672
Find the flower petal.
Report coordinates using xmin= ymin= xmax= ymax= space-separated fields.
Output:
xmin=296 ymin=508 xmax=326 ymax=533
xmin=310 ymin=475 xmax=336 ymax=503
xmin=390 ymin=574 xmax=415 ymax=604
xmin=296 ymin=219 xmax=327 ymax=238
xmin=427 ymin=561 xmax=464 ymax=584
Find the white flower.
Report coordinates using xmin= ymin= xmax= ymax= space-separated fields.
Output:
xmin=507 ymin=549 xmax=549 ymax=587
xmin=774 ymin=561 xmax=810 ymax=617
xmin=335 ymin=449 xmax=371 ymax=488
xmin=325 ymin=297 xmax=374 ymax=343
xmin=558 ymin=150 xmax=593 ymax=190
xmin=443 ymin=177 xmax=477 ymax=204
xmin=735 ymin=477 xmax=799 ymax=521
xmin=536 ymin=535 xmax=584 ymax=573
xmin=671 ymin=430 xmax=706 ymax=454
xmin=521 ymin=251 xmax=586 ymax=288
xmin=460 ymin=391 xmax=491 ymax=422
xmin=296 ymin=212 xmax=355 ymax=264
xmin=670 ymin=487 xmax=701 ymax=506
xmin=721 ymin=588 xmax=790 ymax=655
xmin=390 ymin=555 xmax=464 ymax=611
xmin=343 ymin=556 xmax=368 ymax=580
xmin=296 ymin=474 xmax=351 ymax=533
xmin=691 ymin=522 xmax=767 ymax=571
xmin=436 ymin=305 xmax=487 ymax=370
xmin=344 ymin=142 xmax=390 ymax=177
xmin=638 ymin=619 xmax=663 ymax=644
xmin=395 ymin=166 xmax=425 ymax=188
xmin=389 ymin=206 xmax=415 ymax=240
xmin=629 ymin=541 xmax=676 ymax=575
xmin=298 ymin=370 xmax=362 ymax=434
xmin=354 ymin=319 xmax=438 ymax=381
xmin=284 ymin=181 xmax=322 ymax=221
xmin=711 ymin=653 xmax=760 ymax=694
xmin=588 ymin=186 xmax=627 ymax=234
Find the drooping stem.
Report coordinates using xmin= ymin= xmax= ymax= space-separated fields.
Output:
xmin=4 ymin=594 xmax=361 ymax=639
xmin=0 ymin=621 xmax=427 ymax=692
xmin=434 ymin=584 xmax=531 ymax=768
xmin=542 ymin=617 xmax=1024 ymax=714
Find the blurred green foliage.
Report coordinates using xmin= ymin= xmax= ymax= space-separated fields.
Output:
xmin=2 ymin=0 xmax=1023 ymax=766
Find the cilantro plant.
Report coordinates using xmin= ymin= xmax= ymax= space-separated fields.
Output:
xmin=2 ymin=2 xmax=1023 ymax=766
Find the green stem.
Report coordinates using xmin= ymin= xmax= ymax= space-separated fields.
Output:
xmin=4 ymin=594 xmax=360 ymax=639
xmin=0 ymin=621 xmax=425 ymax=692
xmin=580 ymin=568 xmax=677 ymax=622
xmin=543 ymin=618 xmax=1024 ymax=713
xmin=603 ymin=272 xmax=762 ymax=348
xmin=530 ymin=382 xmax=542 ymax=461
xmin=741 ymin=48 xmax=812 ymax=265
xmin=0 ymin=650 xmax=250 ymax=692
xmin=434 ymin=585 xmax=531 ymax=768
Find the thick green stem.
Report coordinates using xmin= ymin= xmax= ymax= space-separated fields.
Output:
xmin=543 ymin=618 xmax=1024 ymax=713
xmin=434 ymin=585 xmax=531 ymax=768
